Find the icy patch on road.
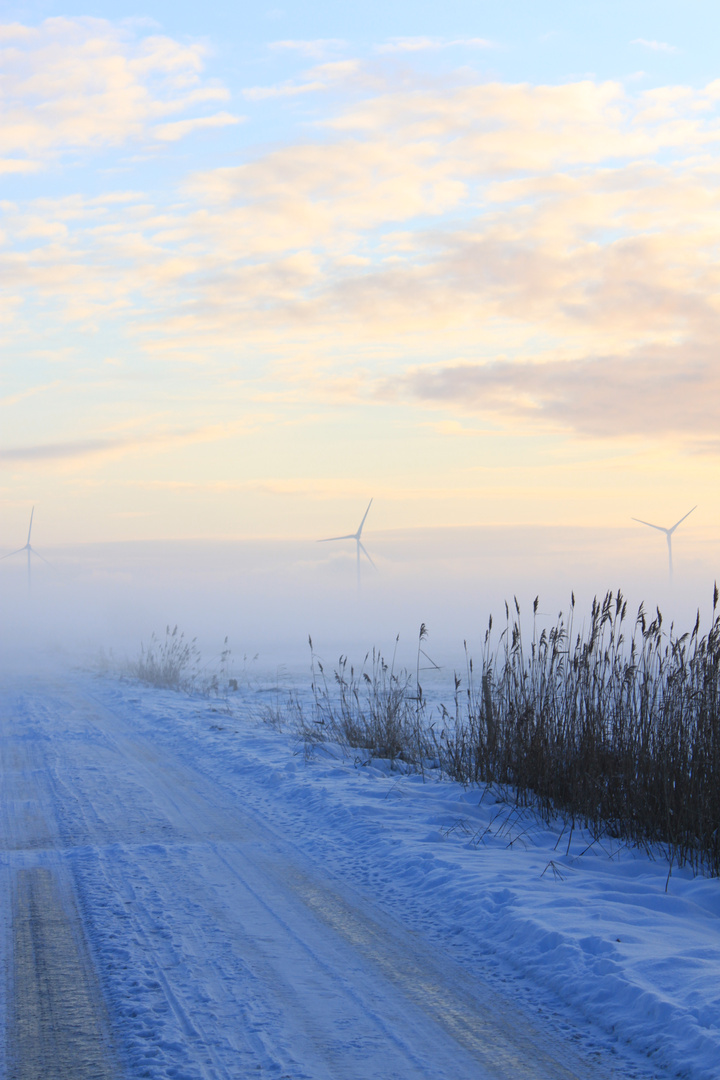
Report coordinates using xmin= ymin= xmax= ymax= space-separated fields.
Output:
xmin=91 ymin=674 xmax=720 ymax=1080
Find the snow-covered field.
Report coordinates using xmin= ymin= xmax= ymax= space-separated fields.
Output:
xmin=1 ymin=665 xmax=718 ymax=1079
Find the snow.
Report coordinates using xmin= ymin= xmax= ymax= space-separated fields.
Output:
xmin=1 ymin=665 xmax=719 ymax=1079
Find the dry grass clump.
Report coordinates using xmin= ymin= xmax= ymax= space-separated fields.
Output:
xmin=129 ymin=626 xmax=232 ymax=694
xmin=296 ymin=636 xmax=429 ymax=767
xmin=288 ymin=591 xmax=720 ymax=877
xmin=129 ymin=626 xmax=201 ymax=690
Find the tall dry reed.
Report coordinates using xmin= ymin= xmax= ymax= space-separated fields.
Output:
xmin=291 ymin=590 xmax=720 ymax=876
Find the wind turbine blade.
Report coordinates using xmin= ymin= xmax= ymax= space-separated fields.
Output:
xmin=668 ymin=505 xmax=697 ymax=534
xmin=0 ymin=547 xmax=27 ymax=560
xmin=359 ymin=541 xmax=377 ymax=570
xmin=632 ymin=517 xmax=668 ymax=534
xmin=31 ymin=549 xmax=57 ymax=570
xmin=356 ymin=498 xmax=373 ymax=539
xmin=317 ymin=534 xmax=356 ymax=543
xmin=27 ymin=506 xmax=34 ymax=546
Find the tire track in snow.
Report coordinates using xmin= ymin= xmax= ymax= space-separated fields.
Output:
xmin=0 ymin=698 xmax=120 ymax=1080
xmin=10 ymin=866 xmax=118 ymax=1080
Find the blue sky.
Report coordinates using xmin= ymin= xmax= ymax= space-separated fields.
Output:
xmin=9 ymin=1 xmax=716 ymax=83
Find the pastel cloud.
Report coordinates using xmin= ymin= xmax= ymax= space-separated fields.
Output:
xmin=243 ymin=60 xmax=361 ymax=101
xmin=269 ymin=39 xmax=346 ymax=58
xmin=632 ymin=38 xmax=677 ymax=53
xmin=0 ymin=17 xmax=239 ymax=166
xmin=0 ymin=422 xmax=241 ymax=465
xmin=376 ymin=37 xmax=495 ymax=53
xmin=242 ymin=80 xmax=328 ymax=101
xmin=379 ymin=344 xmax=718 ymax=441
xmin=324 ymin=78 xmax=720 ymax=168
xmin=5 ymin=58 xmax=720 ymax=450
xmin=0 ymin=436 xmax=139 ymax=462
xmin=0 ymin=158 xmax=41 ymax=174
xmin=184 ymin=136 xmax=466 ymax=242
xmin=153 ymin=112 xmax=244 ymax=142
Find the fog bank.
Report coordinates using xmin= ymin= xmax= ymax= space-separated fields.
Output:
xmin=1 ymin=523 xmax=716 ymax=687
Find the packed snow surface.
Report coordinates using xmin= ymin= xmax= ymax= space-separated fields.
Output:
xmin=1 ymin=666 xmax=718 ymax=1079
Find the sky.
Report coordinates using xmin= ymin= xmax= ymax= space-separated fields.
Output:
xmin=2 ymin=1 xmax=720 ymax=651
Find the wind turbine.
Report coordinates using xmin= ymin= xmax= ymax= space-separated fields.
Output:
xmin=318 ymin=499 xmax=376 ymax=587
xmin=632 ymin=506 xmax=697 ymax=581
xmin=0 ymin=507 xmax=54 ymax=592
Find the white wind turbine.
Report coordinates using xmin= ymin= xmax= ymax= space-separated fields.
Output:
xmin=632 ymin=506 xmax=697 ymax=581
xmin=0 ymin=507 xmax=54 ymax=592
xmin=318 ymin=499 xmax=376 ymax=587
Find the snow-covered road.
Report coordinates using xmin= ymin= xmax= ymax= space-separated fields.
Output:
xmin=0 ymin=670 xmax=704 ymax=1078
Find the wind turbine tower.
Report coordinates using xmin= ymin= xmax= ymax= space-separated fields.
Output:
xmin=0 ymin=507 xmax=53 ymax=592
xmin=318 ymin=499 xmax=376 ymax=588
xmin=632 ymin=506 xmax=697 ymax=581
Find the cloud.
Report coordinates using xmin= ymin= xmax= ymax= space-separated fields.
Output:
xmin=0 ymin=24 xmax=33 ymax=42
xmin=380 ymin=343 xmax=720 ymax=441
xmin=0 ymin=436 xmax=136 ymax=462
xmin=0 ymin=422 xmax=242 ymax=466
xmin=243 ymin=80 xmax=327 ymax=101
xmin=0 ymin=158 xmax=42 ymax=175
xmin=153 ymin=112 xmax=243 ymax=142
xmin=376 ymin=37 xmax=495 ymax=54
xmin=632 ymin=39 xmax=677 ymax=53
xmin=184 ymin=135 xmax=465 ymax=236
xmin=322 ymin=77 xmax=720 ymax=167
xmin=243 ymin=60 xmax=360 ymax=101
xmin=269 ymin=39 xmax=346 ymax=58
xmin=0 ymin=17 xmax=234 ymax=166
xmin=0 ymin=382 xmax=62 ymax=408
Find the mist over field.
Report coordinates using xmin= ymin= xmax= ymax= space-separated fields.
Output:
xmin=2 ymin=522 xmax=716 ymax=680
